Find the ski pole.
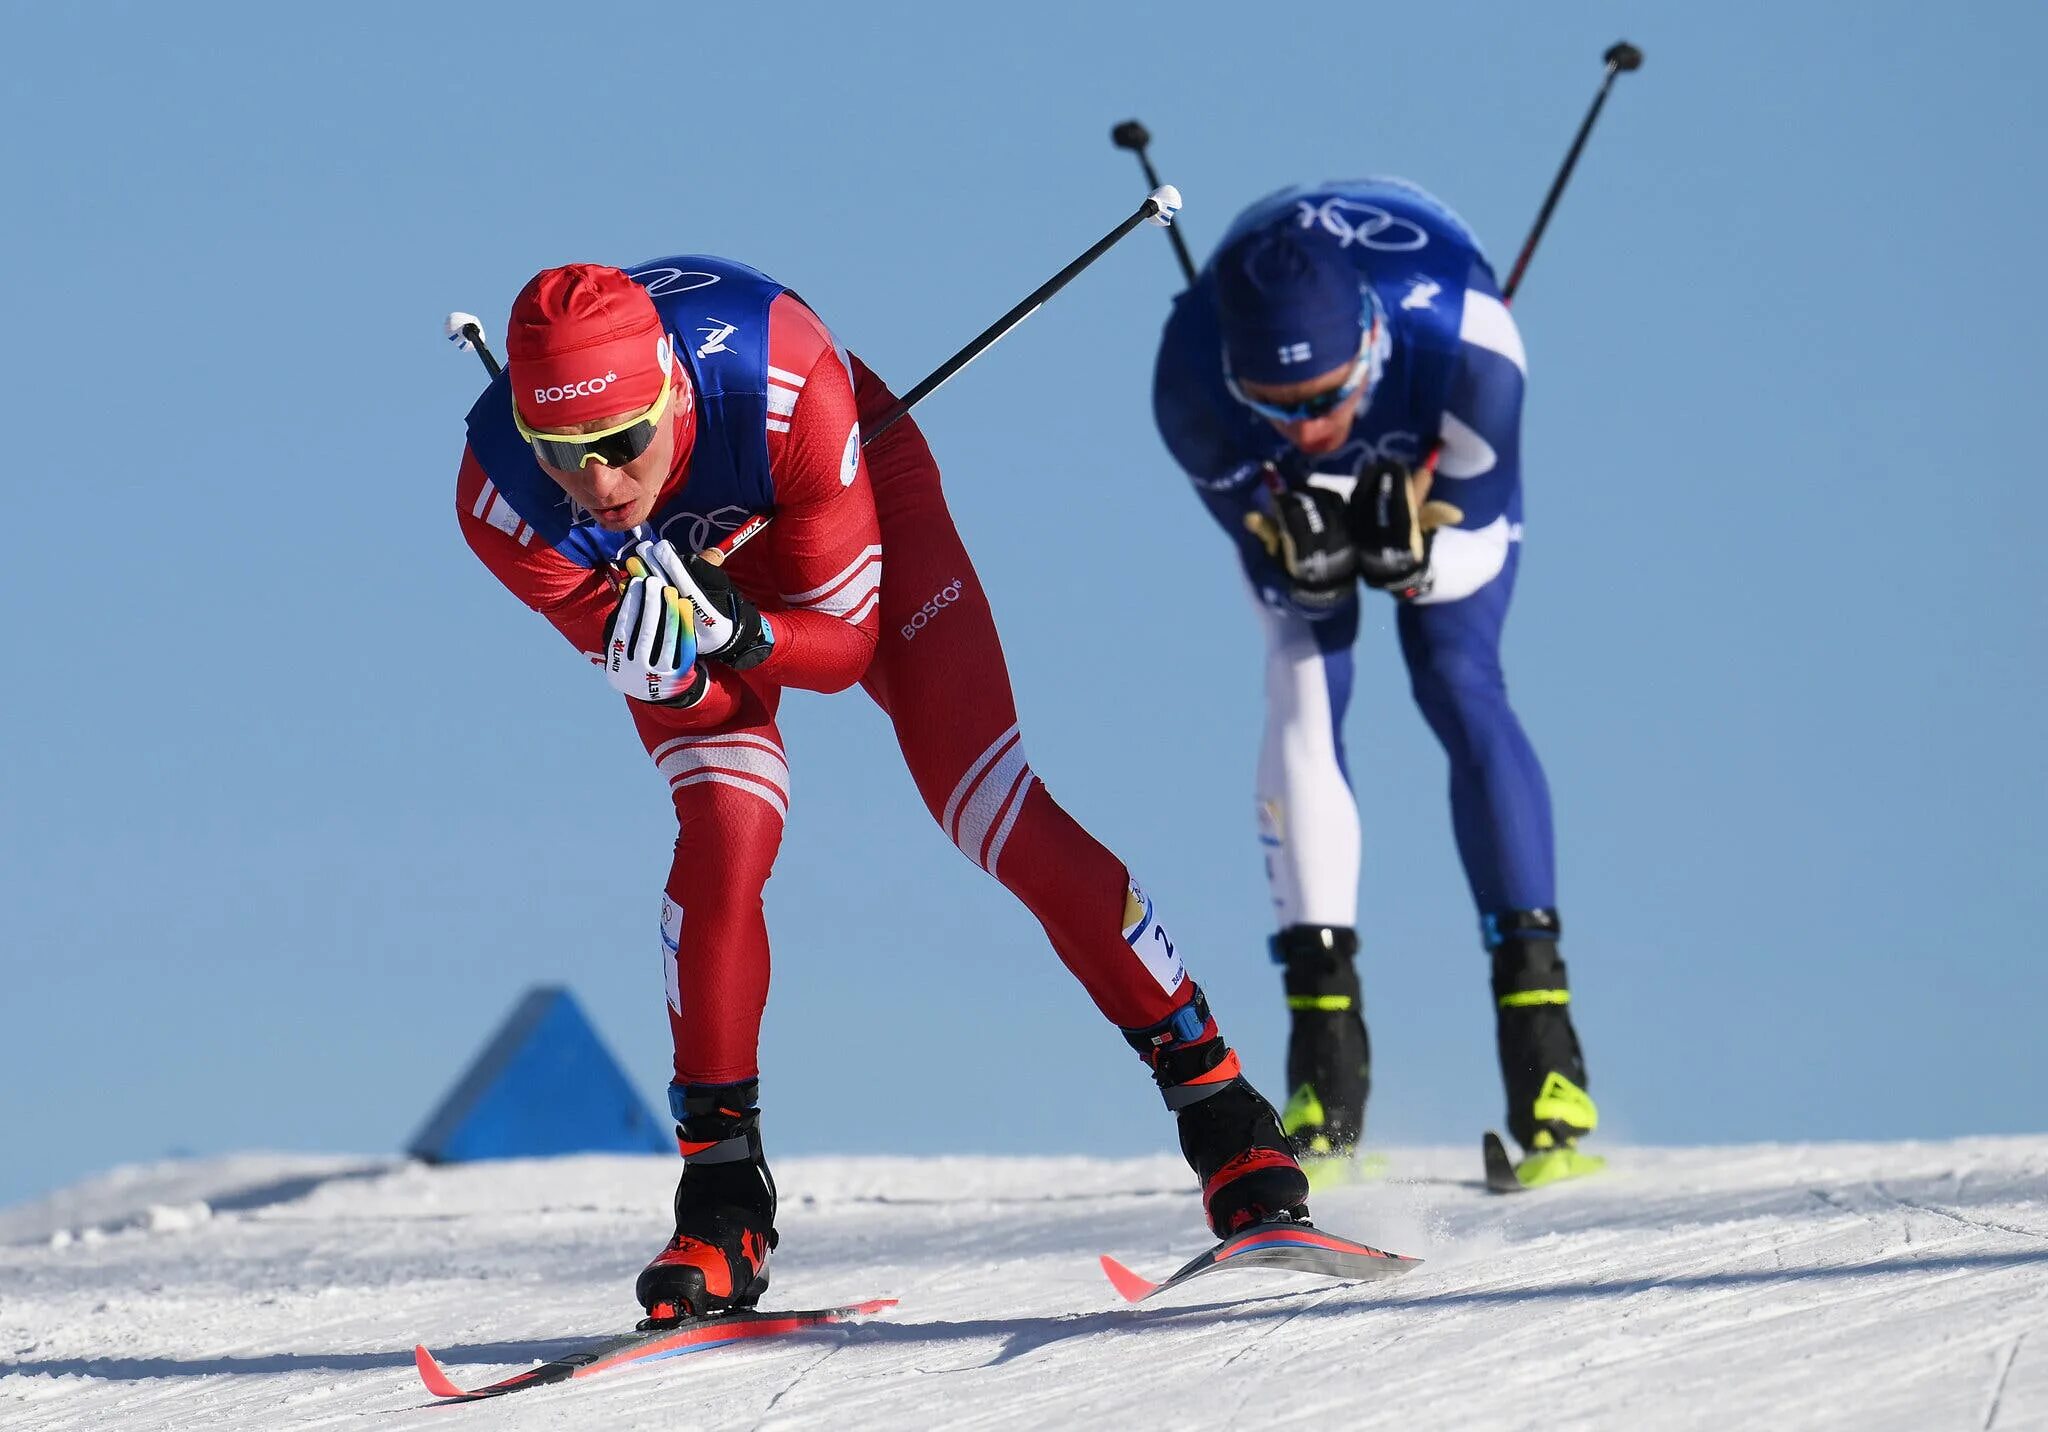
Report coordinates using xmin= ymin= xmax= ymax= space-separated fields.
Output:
xmin=1409 ymin=40 xmax=1641 ymax=485
xmin=861 ymin=184 xmax=1183 ymax=445
xmin=1110 ymin=39 xmax=1642 ymax=318
xmin=1112 ymin=121 xmax=1197 ymax=287
xmin=1499 ymin=40 xmax=1643 ymax=303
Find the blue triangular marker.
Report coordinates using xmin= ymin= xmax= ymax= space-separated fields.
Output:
xmin=408 ymin=986 xmax=671 ymax=1162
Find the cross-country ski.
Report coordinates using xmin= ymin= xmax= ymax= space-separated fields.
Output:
xmin=11 ymin=8 xmax=2036 ymax=1432
xmin=1098 ymin=1218 xmax=1420 ymax=1303
xmin=412 ymin=1299 xmax=895 ymax=1402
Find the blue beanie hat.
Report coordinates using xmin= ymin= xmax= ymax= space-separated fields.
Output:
xmin=1214 ymin=227 xmax=1367 ymax=385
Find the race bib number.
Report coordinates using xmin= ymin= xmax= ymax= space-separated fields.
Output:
xmin=1121 ymin=882 xmax=1189 ymax=997
xmin=661 ymin=895 xmax=685 ymax=1015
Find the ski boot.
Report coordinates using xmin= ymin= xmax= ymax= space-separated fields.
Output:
xmin=1124 ymin=985 xmax=1311 ymax=1235
xmin=1272 ymin=925 xmax=1373 ymax=1187
xmin=1490 ymin=910 xmax=1603 ymax=1187
xmin=635 ymin=1080 xmax=777 ymax=1326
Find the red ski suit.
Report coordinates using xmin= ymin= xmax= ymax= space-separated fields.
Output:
xmin=458 ymin=292 xmax=1190 ymax=1085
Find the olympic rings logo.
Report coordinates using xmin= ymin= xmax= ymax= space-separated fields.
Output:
xmin=657 ymin=504 xmax=753 ymax=553
xmin=1294 ymin=198 xmax=1429 ymax=252
xmin=629 ymin=266 xmax=722 ymax=297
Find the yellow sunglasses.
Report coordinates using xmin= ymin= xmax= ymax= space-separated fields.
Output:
xmin=515 ymin=372 xmax=673 ymax=470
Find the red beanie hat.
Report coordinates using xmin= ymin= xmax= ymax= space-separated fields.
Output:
xmin=506 ymin=265 xmax=673 ymax=430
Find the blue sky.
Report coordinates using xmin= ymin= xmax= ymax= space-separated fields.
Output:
xmin=2 ymin=2 xmax=2041 ymax=1208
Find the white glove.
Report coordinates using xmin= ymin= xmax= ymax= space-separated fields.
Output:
xmin=629 ymin=539 xmax=738 ymax=654
xmin=626 ymin=538 xmax=773 ymax=668
xmin=602 ymin=573 xmax=705 ymax=706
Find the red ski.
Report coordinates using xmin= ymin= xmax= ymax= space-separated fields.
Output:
xmin=413 ymin=1298 xmax=895 ymax=1402
xmin=1100 ymin=1220 xmax=1419 ymax=1303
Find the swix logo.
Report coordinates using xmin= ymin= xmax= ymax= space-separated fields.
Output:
xmin=533 ymin=371 xmax=619 ymax=405
xmin=695 ymin=320 xmax=738 ymax=358
xmin=1277 ymin=341 xmax=1313 ymax=366
xmin=1401 ymin=278 xmax=1440 ymax=311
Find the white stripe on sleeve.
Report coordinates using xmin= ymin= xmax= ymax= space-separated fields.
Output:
xmin=1459 ymin=291 xmax=1527 ymax=374
xmin=1413 ymin=515 xmax=1518 ymax=605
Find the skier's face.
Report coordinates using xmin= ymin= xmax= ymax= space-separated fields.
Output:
xmin=532 ymin=382 xmax=693 ymax=531
xmin=1235 ymin=358 xmax=1367 ymax=457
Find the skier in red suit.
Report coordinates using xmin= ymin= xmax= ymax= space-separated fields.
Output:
xmin=456 ymin=258 xmax=1308 ymax=1321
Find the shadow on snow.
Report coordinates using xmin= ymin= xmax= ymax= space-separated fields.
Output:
xmin=9 ymin=1247 xmax=2048 ymax=1385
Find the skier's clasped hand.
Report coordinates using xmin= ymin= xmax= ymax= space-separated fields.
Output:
xmin=1243 ymin=484 xmax=1359 ymax=616
xmin=1348 ymin=457 xmax=1464 ymax=600
xmin=602 ymin=569 xmax=706 ymax=707
xmin=623 ymin=538 xmax=775 ymax=671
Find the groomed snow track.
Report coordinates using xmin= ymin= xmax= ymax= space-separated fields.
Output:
xmin=4 ymin=1140 xmax=2046 ymax=1429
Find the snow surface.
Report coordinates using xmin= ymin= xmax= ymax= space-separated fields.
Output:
xmin=4 ymin=1140 xmax=2046 ymax=1430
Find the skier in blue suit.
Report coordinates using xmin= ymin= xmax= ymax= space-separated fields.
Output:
xmin=1152 ymin=179 xmax=1596 ymax=1175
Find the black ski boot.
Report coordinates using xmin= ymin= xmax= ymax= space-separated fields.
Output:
xmin=635 ymin=1081 xmax=777 ymax=1325
xmin=1271 ymin=925 xmax=1370 ymax=1160
xmin=1124 ymin=985 xmax=1311 ymax=1236
xmin=1489 ymin=910 xmax=1597 ymax=1155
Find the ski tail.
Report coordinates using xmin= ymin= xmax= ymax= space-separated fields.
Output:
xmin=1484 ymin=1129 xmax=1606 ymax=1193
xmin=1483 ymin=1130 xmax=1524 ymax=1194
